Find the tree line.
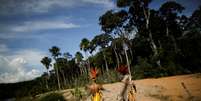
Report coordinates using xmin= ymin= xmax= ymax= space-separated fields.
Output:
xmin=40 ymin=0 xmax=201 ymax=95
xmin=0 ymin=0 xmax=201 ymax=99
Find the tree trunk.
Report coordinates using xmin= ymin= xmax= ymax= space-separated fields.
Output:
xmin=101 ymin=65 xmax=104 ymax=74
xmin=166 ymin=24 xmax=178 ymax=53
xmin=143 ymin=5 xmax=161 ymax=67
xmin=79 ymin=65 xmax=84 ymax=75
xmin=46 ymin=69 xmax=49 ymax=90
xmin=83 ymin=51 xmax=90 ymax=76
xmin=129 ymin=48 xmax=133 ymax=62
xmin=85 ymin=52 xmax=90 ymax=74
xmin=166 ymin=25 xmax=169 ymax=36
xmin=123 ymin=43 xmax=131 ymax=77
xmin=113 ymin=46 xmax=120 ymax=68
xmin=62 ymin=70 xmax=67 ymax=87
xmin=103 ymin=51 xmax=109 ymax=72
xmin=119 ymin=53 xmax=123 ymax=63
xmin=45 ymin=78 xmax=49 ymax=90
xmin=55 ymin=64 xmax=61 ymax=90
xmin=170 ymin=35 xmax=178 ymax=53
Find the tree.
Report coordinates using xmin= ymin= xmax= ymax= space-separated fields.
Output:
xmin=75 ymin=52 xmax=84 ymax=74
xmin=75 ymin=52 xmax=83 ymax=64
xmin=99 ymin=3 xmax=133 ymax=77
xmin=111 ymin=37 xmax=124 ymax=67
xmin=80 ymin=38 xmax=90 ymax=53
xmin=188 ymin=6 xmax=201 ymax=31
xmin=41 ymin=56 xmax=52 ymax=74
xmin=80 ymin=38 xmax=91 ymax=74
xmin=55 ymin=57 xmax=68 ymax=87
xmin=178 ymin=6 xmax=201 ymax=73
xmin=41 ymin=56 xmax=52 ymax=89
xmin=49 ymin=46 xmax=61 ymax=60
xmin=49 ymin=46 xmax=61 ymax=90
xmin=91 ymin=34 xmax=112 ymax=71
xmin=159 ymin=1 xmax=185 ymax=53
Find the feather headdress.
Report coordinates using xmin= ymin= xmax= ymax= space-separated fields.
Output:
xmin=116 ymin=65 xmax=128 ymax=75
xmin=90 ymin=67 xmax=99 ymax=80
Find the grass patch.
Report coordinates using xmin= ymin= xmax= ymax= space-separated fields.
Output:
xmin=39 ymin=92 xmax=66 ymax=101
xmin=71 ymin=87 xmax=87 ymax=100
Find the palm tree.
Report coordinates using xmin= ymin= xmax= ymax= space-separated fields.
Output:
xmin=41 ymin=56 xmax=52 ymax=74
xmin=49 ymin=46 xmax=61 ymax=59
xmin=75 ymin=51 xmax=83 ymax=63
xmin=49 ymin=46 xmax=61 ymax=90
xmin=80 ymin=38 xmax=90 ymax=74
xmin=41 ymin=56 xmax=52 ymax=89
xmin=80 ymin=38 xmax=90 ymax=52
xmin=56 ymin=57 xmax=68 ymax=88
xmin=75 ymin=51 xmax=84 ymax=74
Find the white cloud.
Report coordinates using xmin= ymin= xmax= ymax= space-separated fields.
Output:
xmin=0 ymin=48 xmax=47 ymax=83
xmin=0 ymin=69 xmax=41 ymax=83
xmin=0 ymin=0 xmax=115 ymax=15
xmin=0 ymin=16 xmax=79 ymax=38
xmin=10 ymin=20 xmax=79 ymax=32
xmin=82 ymin=0 xmax=115 ymax=9
xmin=0 ymin=0 xmax=76 ymax=15
xmin=9 ymin=49 xmax=47 ymax=65
xmin=25 ymin=0 xmax=76 ymax=13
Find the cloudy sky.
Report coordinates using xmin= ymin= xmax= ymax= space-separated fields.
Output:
xmin=0 ymin=0 xmax=200 ymax=83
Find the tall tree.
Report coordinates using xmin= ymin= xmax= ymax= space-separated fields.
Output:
xmin=159 ymin=1 xmax=185 ymax=53
xmin=75 ymin=51 xmax=83 ymax=64
xmin=75 ymin=52 xmax=84 ymax=74
xmin=99 ymin=4 xmax=132 ymax=76
xmin=80 ymin=38 xmax=91 ymax=74
xmin=49 ymin=46 xmax=61 ymax=90
xmin=41 ymin=56 xmax=52 ymax=89
xmin=188 ymin=6 xmax=201 ymax=31
xmin=41 ymin=56 xmax=52 ymax=74
xmin=178 ymin=6 xmax=201 ymax=72
xmin=111 ymin=38 xmax=123 ymax=67
xmin=91 ymin=34 xmax=112 ymax=71
xmin=55 ymin=57 xmax=68 ymax=87
xmin=116 ymin=0 xmax=165 ymax=67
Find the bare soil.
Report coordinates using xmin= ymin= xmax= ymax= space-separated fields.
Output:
xmin=62 ymin=73 xmax=201 ymax=101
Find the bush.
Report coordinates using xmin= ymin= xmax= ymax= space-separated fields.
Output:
xmin=71 ymin=87 xmax=86 ymax=100
xmin=96 ymin=70 xmax=120 ymax=83
xmin=39 ymin=93 xmax=65 ymax=101
xmin=132 ymin=57 xmax=154 ymax=79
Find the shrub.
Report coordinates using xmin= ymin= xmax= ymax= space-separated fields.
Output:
xmin=71 ymin=87 xmax=86 ymax=100
xmin=39 ymin=93 xmax=65 ymax=101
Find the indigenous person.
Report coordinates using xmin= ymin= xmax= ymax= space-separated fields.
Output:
xmin=86 ymin=67 xmax=104 ymax=101
xmin=116 ymin=65 xmax=137 ymax=101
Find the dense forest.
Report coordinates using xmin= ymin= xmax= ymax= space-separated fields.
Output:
xmin=0 ymin=0 xmax=201 ymax=100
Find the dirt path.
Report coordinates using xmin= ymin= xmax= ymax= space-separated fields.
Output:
xmin=62 ymin=73 xmax=201 ymax=101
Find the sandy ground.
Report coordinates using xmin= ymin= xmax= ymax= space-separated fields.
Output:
xmin=62 ymin=73 xmax=201 ymax=101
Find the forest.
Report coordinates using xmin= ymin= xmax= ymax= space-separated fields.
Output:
xmin=0 ymin=0 xmax=201 ymax=100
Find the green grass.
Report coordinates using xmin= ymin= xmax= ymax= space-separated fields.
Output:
xmin=38 ymin=92 xmax=66 ymax=101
